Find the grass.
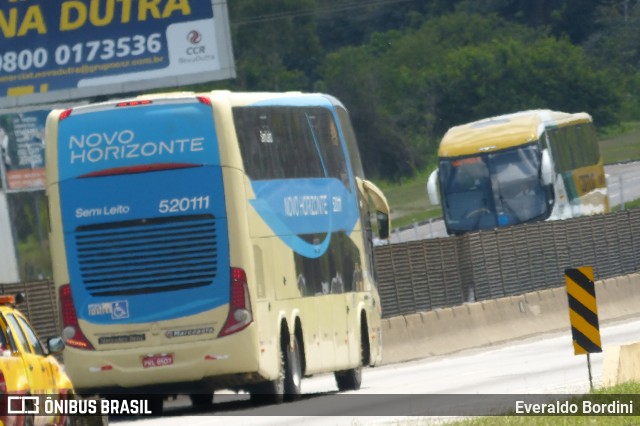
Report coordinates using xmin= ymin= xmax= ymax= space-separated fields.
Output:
xmin=376 ymin=122 xmax=640 ymax=230
xmin=598 ymin=122 xmax=640 ymax=164
xmin=612 ymin=197 xmax=640 ymax=212
xmin=449 ymin=382 xmax=640 ymax=425
xmin=372 ymin=169 xmax=442 ymax=230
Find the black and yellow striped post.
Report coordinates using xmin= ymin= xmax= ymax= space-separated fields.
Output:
xmin=565 ymin=266 xmax=601 ymax=390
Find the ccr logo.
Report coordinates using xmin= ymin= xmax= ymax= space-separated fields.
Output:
xmin=186 ymin=30 xmax=205 ymax=55
xmin=187 ymin=30 xmax=202 ymax=44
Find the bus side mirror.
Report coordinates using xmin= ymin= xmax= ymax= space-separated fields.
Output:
xmin=427 ymin=169 xmax=440 ymax=205
xmin=14 ymin=293 xmax=25 ymax=306
xmin=357 ymin=178 xmax=391 ymax=241
xmin=541 ymin=149 xmax=553 ymax=186
xmin=376 ymin=211 xmax=389 ymax=240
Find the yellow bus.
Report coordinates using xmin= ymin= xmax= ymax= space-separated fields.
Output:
xmin=427 ymin=110 xmax=609 ymax=235
xmin=45 ymin=91 xmax=390 ymax=410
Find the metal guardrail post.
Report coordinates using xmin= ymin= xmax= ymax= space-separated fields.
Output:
xmin=619 ymin=175 xmax=625 ymax=210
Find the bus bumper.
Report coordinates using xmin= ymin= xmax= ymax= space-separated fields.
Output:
xmin=64 ymin=330 xmax=261 ymax=392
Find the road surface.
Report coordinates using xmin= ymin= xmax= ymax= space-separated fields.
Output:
xmin=112 ymin=317 xmax=640 ymax=425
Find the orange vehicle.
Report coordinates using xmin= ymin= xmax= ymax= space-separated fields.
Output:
xmin=0 ymin=294 xmax=74 ymax=426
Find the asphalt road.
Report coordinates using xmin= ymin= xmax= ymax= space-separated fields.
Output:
xmin=112 ymin=317 xmax=640 ymax=425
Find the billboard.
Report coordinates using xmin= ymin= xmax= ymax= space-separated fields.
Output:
xmin=0 ymin=0 xmax=235 ymax=109
xmin=0 ymin=109 xmax=47 ymax=191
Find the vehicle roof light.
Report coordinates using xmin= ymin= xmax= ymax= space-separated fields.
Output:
xmin=197 ymin=96 xmax=212 ymax=106
xmin=0 ymin=295 xmax=15 ymax=305
xmin=116 ymin=100 xmax=153 ymax=107
xmin=59 ymin=109 xmax=73 ymax=121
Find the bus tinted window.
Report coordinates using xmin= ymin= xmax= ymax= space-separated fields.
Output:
xmin=306 ymin=110 xmax=350 ymax=188
xmin=564 ymin=126 xmax=578 ymax=169
xmin=550 ymin=127 xmax=574 ymax=173
xmin=578 ymin=124 xmax=599 ymax=165
xmin=235 ymin=106 xmax=348 ymax=181
xmin=336 ymin=106 xmax=365 ymax=180
xmin=548 ymin=128 xmax=564 ymax=172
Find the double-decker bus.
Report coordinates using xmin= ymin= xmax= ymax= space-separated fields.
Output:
xmin=45 ymin=91 xmax=390 ymax=410
xmin=427 ymin=110 xmax=609 ymax=235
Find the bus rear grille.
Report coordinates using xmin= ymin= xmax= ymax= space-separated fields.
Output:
xmin=74 ymin=215 xmax=217 ymax=296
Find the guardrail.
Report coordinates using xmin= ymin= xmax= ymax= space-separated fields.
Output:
xmin=5 ymin=209 xmax=640 ymax=339
xmin=374 ymin=208 xmax=640 ymax=318
xmin=381 ymin=273 xmax=640 ymax=364
xmin=0 ymin=280 xmax=60 ymax=338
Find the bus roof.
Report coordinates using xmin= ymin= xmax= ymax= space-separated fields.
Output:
xmin=438 ymin=110 xmax=592 ymax=158
xmin=63 ymin=91 xmax=344 ymax=115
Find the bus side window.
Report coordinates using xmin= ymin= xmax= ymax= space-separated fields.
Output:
xmin=234 ymin=108 xmax=281 ymax=180
xmin=335 ymin=106 xmax=366 ymax=185
xmin=548 ymin=128 xmax=564 ymax=173
xmin=235 ymin=106 xmax=326 ymax=181
xmin=557 ymin=127 xmax=571 ymax=170
xmin=579 ymin=124 xmax=599 ymax=165
xmin=308 ymin=109 xmax=351 ymax=191
xmin=560 ymin=127 xmax=573 ymax=172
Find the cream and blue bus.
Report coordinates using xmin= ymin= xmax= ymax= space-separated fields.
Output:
xmin=45 ymin=91 xmax=390 ymax=410
xmin=427 ymin=110 xmax=609 ymax=235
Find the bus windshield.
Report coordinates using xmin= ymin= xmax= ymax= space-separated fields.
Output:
xmin=440 ymin=144 xmax=548 ymax=233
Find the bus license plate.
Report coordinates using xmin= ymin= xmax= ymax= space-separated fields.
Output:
xmin=142 ymin=354 xmax=174 ymax=368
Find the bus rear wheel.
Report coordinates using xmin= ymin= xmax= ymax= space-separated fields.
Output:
xmin=335 ymin=364 xmax=362 ymax=391
xmin=335 ymin=325 xmax=365 ymax=391
xmin=284 ymin=334 xmax=302 ymax=401
xmin=251 ymin=333 xmax=302 ymax=404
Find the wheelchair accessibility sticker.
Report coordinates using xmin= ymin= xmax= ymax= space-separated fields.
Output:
xmin=88 ymin=300 xmax=130 ymax=320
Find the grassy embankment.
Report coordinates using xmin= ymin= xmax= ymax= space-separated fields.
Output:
xmin=377 ymin=122 xmax=640 ymax=230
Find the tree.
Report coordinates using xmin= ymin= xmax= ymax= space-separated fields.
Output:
xmin=322 ymin=45 xmax=419 ymax=179
xmin=226 ymin=0 xmax=323 ymax=91
xmin=322 ymin=12 xmax=622 ymax=179
xmin=583 ymin=1 xmax=640 ymax=118
xmin=456 ymin=0 xmax=604 ymax=43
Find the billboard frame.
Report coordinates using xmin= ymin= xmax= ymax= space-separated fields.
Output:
xmin=0 ymin=0 xmax=236 ymax=110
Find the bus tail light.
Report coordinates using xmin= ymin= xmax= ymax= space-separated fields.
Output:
xmin=60 ymin=285 xmax=94 ymax=350
xmin=218 ymin=268 xmax=253 ymax=337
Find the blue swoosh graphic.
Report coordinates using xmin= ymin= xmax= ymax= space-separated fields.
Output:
xmin=250 ymin=178 xmax=359 ymax=259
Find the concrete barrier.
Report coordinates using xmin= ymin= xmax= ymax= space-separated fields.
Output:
xmin=601 ymin=343 xmax=640 ymax=387
xmin=381 ymin=272 xmax=640 ymax=365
